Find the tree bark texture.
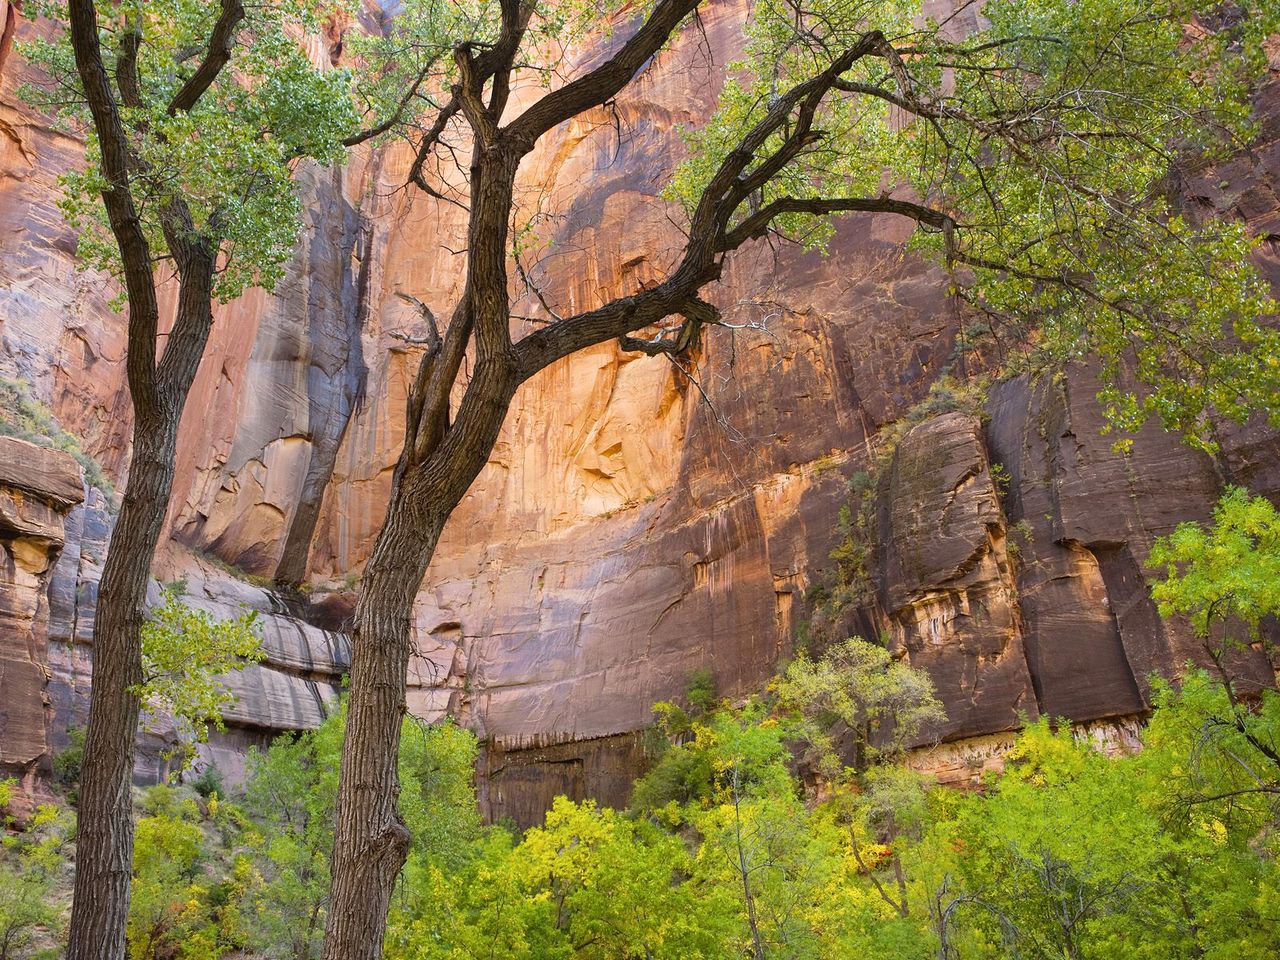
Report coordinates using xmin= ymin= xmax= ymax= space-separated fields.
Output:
xmin=64 ymin=2 xmax=233 ymax=954
xmin=67 ymin=418 xmax=175 ymax=960
xmin=323 ymin=363 xmax=520 ymax=960
xmin=67 ymin=283 xmax=216 ymax=960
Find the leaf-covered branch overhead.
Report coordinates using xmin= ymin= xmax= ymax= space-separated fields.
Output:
xmin=338 ymin=0 xmax=1280 ymax=459
xmin=22 ymin=0 xmax=360 ymax=303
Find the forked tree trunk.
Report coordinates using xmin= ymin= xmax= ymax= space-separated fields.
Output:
xmin=324 ymin=357 xmax=518 ymax=960
xmin=323 ymin=6 xmax=720 ymax=952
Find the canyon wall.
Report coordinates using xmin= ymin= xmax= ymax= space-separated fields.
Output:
xmin=0 ymin=436 xmax=82 ymax=789
xmin=0 ymin=1 xmax=1278 ymax=825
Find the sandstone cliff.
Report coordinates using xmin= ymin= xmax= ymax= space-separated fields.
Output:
xmin=0 ymin=436 xmax=83 ymax=790
xmin=0 ymin=1 xmax=1277 ymax=825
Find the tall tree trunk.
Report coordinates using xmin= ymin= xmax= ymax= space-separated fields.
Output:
xmin=324 ymin=354 xmax=517 ymax=960
xmin=66 ymin=418 xmax=176 ymax=960
xmin=731 ymin=766 xmax=767 ymax=960
xmin=322 ymin=498 xmax=433 ymax=960
xmin=322 ymin=8 xmax=718 ymax=951
xmin=67 ymin=281 xmax=215 ymax=960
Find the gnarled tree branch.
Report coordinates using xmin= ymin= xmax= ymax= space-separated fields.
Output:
xmin=504 ymin=0 xmax=702 ymax=146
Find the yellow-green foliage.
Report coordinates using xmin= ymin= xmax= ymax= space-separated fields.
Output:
xmin=387 ymin=798 xmax=722 ymax=960
xmin=1149 ymin=486 xmax=1280 ymax=639
xmin=1 ymin=782 xmax=72 ymax=960
xmin=22 ymin=637 xmax=1280 ymax=959
xmin=777 ymin=638 xmax=946 ymax=776
xmin=134 ymin=591 xmax=264 ymax=768
xmin=126 ymin=792 xmax=251 ymax=960
xmin=20 ymin=496 xmax=1280 ymax=960
xmin=668 ymin=0 xmax=1280 ymax=452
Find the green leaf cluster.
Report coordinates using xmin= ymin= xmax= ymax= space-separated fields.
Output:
xmin=1149 ymin=485 xmax=1280 ymax=638
xmin=106 ymin=702 xmax=484 ymax=960
xmin=0 ymin=783 xmax=71 ymax=960
xmin=668 ymin=0 xmax=1280 ymax=450
xmin=19 ymin=0 xmax=360 ymax=302
xmin=135 ymin=591 xmax=264 ymax=767
xmin=126 ymin=789 xmax=252 ymax=960
xmin=776 ymin=638 xmax=946 ymax=776
xmin=18 ymin=612 xmax=1280 ymax=959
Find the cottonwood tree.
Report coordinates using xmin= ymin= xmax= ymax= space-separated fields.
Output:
xmin=777 ymin=638 xmax=943 ymax=923
xmin=1148 ymin=487 xmax=1280 ymax=806
xmin=328 ymin=0 xmax=1280 ymax=955
xmin=16 ymin=2 xmax=405 ymax=956
xmin=777 ymin=637 xmax=945 ymax=776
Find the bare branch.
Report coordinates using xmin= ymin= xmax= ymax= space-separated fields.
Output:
xmin=484 ymin=0 xmax=536 ymax=120
xmin=344 ymin=61 xmax=438 ymax=148
xmin=514 ymin=32 xmax=910 ymax=378
xmin=393 ymin=292 xmax=444 ymax=354
xmin=723 ymin=195 xmax=954 ymax=250
xmin=504 ymin=0 xmax=703 ymax=146
xmin=407 ymin=96 xmax=465 ymax=194
xmin=617 ymin=297 xmax=718 ymax=356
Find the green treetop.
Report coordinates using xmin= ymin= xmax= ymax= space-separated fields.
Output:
xmin=667 ymin=0 xmax=1280 ymax=451
xmin=20 ymin=0 xmax=360 ymax=302
xmin=1150 ymin=485 xmax=1280 ymax=639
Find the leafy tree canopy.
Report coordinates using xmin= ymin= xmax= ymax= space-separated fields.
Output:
xmin=668 ymin=0 xmax=1280 ymax=450
xmin=20 ymin=0 xmax=359 ymax=301
xmin=776 ymin=638 xmax=946 ymax=776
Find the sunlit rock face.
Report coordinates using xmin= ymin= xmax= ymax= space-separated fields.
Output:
xmin=0 ymin=4 xmax=1278 ymax=824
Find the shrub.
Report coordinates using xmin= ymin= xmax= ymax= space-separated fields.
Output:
xmin=188 ymin=765 xmax=225 ymax=801
xmin=52 ymin=725 xmax=86 ymax=799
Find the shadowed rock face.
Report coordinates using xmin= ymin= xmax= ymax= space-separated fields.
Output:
xmin=0 ymin=7 xmax=1278 ymax=825
xmin=878 ymin=412 xmax=1035 ymax=742
xmin=0 ymin=436 xmax=83 ymax=787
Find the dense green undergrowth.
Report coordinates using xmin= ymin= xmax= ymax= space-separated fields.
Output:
xmin=3 ymin=491 xmax=1279 ymax=960
xmin=4 ymin=664 xmax=1279 ymax=960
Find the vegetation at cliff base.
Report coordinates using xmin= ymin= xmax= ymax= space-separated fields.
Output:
xmin=2 ymin=488 xmax=1273 ymax=958
xmin=7 ymin=625 xmax=1280 ymax=958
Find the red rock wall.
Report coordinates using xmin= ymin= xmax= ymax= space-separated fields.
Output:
xmin=0 ymin=437 xmax=82 ymax=790
xmin=0 ymin=4 xmax=1278 ymax=823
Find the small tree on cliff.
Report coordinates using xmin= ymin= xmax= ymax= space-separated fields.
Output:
xmin=327 ymin=0 xmax=1280 ymax=955
xmin=17 ymin=3 xmax=417 ymax=957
